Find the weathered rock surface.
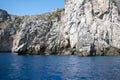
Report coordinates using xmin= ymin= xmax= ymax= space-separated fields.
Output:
xmin=0 ymin=9 xmax=9 ymax=22
xmin=0 ymin=0 xmax=120 ymax=56
xmin=64 ymin=0 xmax=120 ymax=56
xmin=12 ymin=9 xmax=66 ymax=55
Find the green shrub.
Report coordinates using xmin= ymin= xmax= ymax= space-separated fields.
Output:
xmin=112 ymin=0 xmax=117 ymax=5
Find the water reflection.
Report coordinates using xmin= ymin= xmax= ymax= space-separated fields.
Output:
xmin=0 ymin=53 xmax=120 ymax=80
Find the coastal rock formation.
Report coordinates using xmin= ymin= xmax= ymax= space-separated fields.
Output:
xmin=63 ymin=0 xmax=120 ymax=56
xmin=12 ymin=9 xmax=67 ymax=55
xmin=0 ymin=0 xmax=120 ymax=56
xmin=0 ymin=13 xmax=21 ymax=52
xmin=0 ymin=9 xmax=9 ymax=22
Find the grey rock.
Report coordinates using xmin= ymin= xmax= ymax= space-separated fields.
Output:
xmin=0 ymin=0 xmax=120 ymax=56
xmin=0 ymin=9 xmax=9 ymax=22
xmin=12 ymin=9 xmax=66 ymax=55
xmin=64 ymin=0 xmax=120 ymax=56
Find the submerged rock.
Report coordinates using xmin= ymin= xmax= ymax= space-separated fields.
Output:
xmin=0 ymin=0 xmax=120 ymax=56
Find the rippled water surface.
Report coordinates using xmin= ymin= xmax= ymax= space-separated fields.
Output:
xmin=0 ymin=53 xmax=120 ymax=80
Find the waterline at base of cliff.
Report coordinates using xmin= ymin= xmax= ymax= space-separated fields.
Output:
xmin=0 ymin=0 xmax=120 ymax=56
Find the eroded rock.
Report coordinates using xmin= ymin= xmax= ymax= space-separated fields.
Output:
xmin=63 ymin=0 xmax=120 ymax=56
xmin=0 ymin=9 xmax=9 ymax=22
xmin=0 ymin=0 xmax=120 ymax=56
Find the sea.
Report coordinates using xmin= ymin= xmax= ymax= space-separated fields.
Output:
xmin=0 ymin=53 xmax=120 ymax=80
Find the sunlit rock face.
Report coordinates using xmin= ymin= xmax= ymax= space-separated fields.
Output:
xmin=0 ymin=0 xmax=120 ymax=56
xmin=12 ymin=9 xmax=68 ymax=55
xmin=64 ymin=0 xmax=120 ymax=56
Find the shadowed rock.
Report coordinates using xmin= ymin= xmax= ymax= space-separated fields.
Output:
xmin=0 ymin=9 xmax=9 ymax=22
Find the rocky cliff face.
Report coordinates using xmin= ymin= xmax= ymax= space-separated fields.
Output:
xmin=12 ymin=9 xmax=67 ymax=55
xmin=0 ymin=0 xmax=120 ymax=56
xmin=63 ymin=0 xmax=120 ymax=56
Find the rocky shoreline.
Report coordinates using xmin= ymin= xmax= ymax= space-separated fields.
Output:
xmin=0 ymin=0 xmax=120 ymax=56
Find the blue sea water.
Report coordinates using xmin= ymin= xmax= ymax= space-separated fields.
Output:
xmin=0 ymin=53 xmax=120 ymax=80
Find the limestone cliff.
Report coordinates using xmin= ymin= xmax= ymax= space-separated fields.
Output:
xmin=63 ymin=0 xmax=120 ymax=56
xmin=0 ymin=0 xmax=120 ymax=56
